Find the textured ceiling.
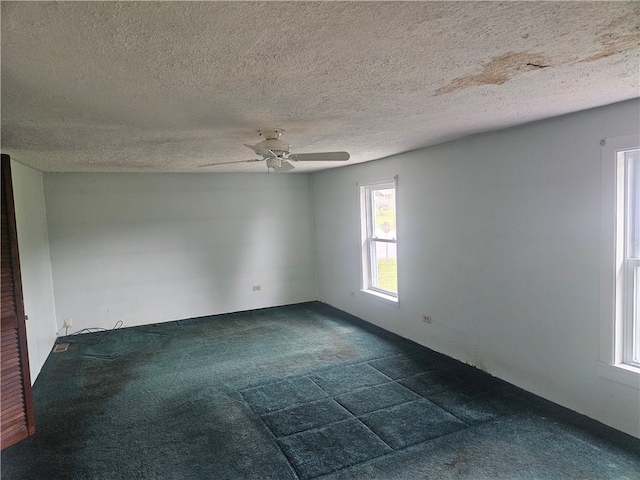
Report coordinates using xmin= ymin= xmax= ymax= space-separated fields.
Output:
xmin=2 ymin=1 xmax=639 ymax=173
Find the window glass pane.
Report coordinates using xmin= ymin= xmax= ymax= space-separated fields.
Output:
xmin=371 ymin=240 xmax=397 ymax=294
xmin=372 ymin=188 xmax=396 ymax=239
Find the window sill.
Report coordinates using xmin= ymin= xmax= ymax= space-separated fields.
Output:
xmin=360 ymin=289 xmax=399 ymax=306
xmin=597 ymin=361 xmax=640 ymax=389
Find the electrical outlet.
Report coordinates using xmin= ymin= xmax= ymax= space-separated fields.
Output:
xmin=64 ymin=318 xmax=73 ymax=328
xmin=422 ymin=315 xmax=431 ymax=324
xmin=252 ymin=285 xmax=261 ymax=291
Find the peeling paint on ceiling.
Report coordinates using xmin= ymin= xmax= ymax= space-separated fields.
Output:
xmin=1 ymin=1 xmax=639 ymax=173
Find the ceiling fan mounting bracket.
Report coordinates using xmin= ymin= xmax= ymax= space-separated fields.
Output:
xmin=258 ymin=129 xmax=285 ymax=140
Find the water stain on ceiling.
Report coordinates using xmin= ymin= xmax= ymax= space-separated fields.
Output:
xmin=435 ymin=52 xmax=551 ymax=96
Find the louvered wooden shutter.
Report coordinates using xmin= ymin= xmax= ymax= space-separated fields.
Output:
xmin=1 ymin=154 xmax=35 ymax=449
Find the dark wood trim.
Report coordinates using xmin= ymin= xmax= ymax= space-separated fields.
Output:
xmin=1 ymin=155 xmax=35 ymax=448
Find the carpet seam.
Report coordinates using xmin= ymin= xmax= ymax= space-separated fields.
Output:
xmin=245 ymin=364 xmax=510 ymax=476
xmin=242 ymin=394 xmax=304 ymax=480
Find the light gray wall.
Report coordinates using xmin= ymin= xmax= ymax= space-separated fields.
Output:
xmin=44 ymin=173 xmax=317 ymax=331
xmin=311 ymin=99 xmax=640 ymax=438
xmin=11 ymin=161 xmax=57 ymax=383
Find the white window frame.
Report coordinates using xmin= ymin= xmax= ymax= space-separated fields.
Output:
xmin=359 ymin=178 xmax=399 ymax=304
xmin=599 ymin=134 xmax=640 ymax=388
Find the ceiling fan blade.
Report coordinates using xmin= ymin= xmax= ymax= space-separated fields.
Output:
xmin=199 ymin=159 xmax=261 ymax=167
xmin=274 ymin=160 xmax=295 ymax=173
xmin=243 ymin=143 xmax=258 ymax=153
xmin=288 ymin=151 xmax=350 ymax=162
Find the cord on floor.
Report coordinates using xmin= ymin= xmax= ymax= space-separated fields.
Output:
xmin=59 ymin=321 xmax=124 ymax=345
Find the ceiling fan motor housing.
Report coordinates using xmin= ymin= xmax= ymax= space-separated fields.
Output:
xmin=254 ymin=138 xmax=291 ymax=157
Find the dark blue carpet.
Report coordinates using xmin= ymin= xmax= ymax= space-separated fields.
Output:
xmin=1 ymin=302 xmax=639 ymax=479
xmin=334 ymin=381 xmax=420 ymax=415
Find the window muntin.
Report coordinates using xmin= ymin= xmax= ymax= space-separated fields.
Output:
xmin=360 ymin=180 xmax=398 ymax=299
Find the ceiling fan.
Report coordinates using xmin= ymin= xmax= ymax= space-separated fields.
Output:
xmin=200 ymin=129 xmax=350 ymax=172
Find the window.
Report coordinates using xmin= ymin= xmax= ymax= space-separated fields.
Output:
xmin=622 ymin=147 xmax=640 ymax=368
xmin=360 ymin=179 xmax=398 ymax=302
xmin=600 ymin=134 xmax=640 ymax=387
